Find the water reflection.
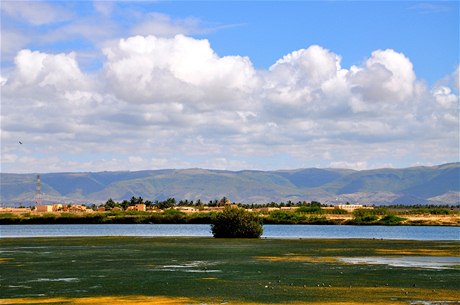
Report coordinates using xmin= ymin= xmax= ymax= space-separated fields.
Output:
xmin=339 ymin=256 xmax=460 ymax=269
xmin=1 ymin=224 xmax=459 ymax=240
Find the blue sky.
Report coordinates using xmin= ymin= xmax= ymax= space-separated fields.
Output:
xmin=2 ymin=1 xmax=458 ymax=82
xmin=153 ymin=1 xmax=459 ymax=83
xmin=1 ymin=1 xmax=459 ymax=173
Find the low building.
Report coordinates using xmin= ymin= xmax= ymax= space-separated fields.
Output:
xmin=126 ymin=204 xmax=146 ymax=212
xmin=135 ymin=204 xmax=146 ymax=211
xmin=254 ymin=207 xmax=280 ymax=212
xmin=35 ymin=205 xmax=53 ymax=212
xmin=202 ymin=206 xmax=224 ymax=212
xmin=176 ymin=207 xmax=199 ymax=213
xmin=337 ymin=204 xmax=373 ymax=212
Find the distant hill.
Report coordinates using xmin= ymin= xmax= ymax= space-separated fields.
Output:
xmin=1 ymin=163 xmax=459 ymax=207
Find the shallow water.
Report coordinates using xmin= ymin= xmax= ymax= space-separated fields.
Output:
xmin=339 ymin=256 xmax=460 ymax=269
xmin=151 ymin=260 xmax=222 ymax=273
xmin=1 ymin=224 xmax=459 ymax=240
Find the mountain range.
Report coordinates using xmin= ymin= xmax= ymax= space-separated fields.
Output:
xmin=1 ymin=163 xmax=459 ymax=207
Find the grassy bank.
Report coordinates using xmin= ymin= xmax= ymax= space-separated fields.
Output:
xmin=1 ymin=237 xmax=459 ymax=304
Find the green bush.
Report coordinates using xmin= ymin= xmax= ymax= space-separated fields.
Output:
xmin=305 ymin=216 xmax=334 ymax=224
xmin=163 ymin=209 xmax=185 ymax=216
xmin=211 ymin=206 xmax=263 ymax=238
xmin=186 ymin=212 xmax=216 ymax=224
xmin=349 ymin=209 xmax=379 ymax=225
xmin=267 ymin=210 xmax=306 ymax=224
xmin=327 ymin=208 xmax=348 ymax=215
xmin=429 ymin=209 xmax=450 ymax=215
xmin=360 ymin=215 xmax=378 ymax=222
xmin=297 ymin=206 xmax=324 ymax=214
xmin=378 ymin=214 xmax=406 ymax=225
xmin=0 ymin=213 xmax=16 ymax=219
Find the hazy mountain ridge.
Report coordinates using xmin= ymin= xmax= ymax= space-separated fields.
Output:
xmin=1 ymin=163 xmax=459 ymax=206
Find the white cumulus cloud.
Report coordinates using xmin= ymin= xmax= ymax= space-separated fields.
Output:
xmin=348 ymin=49 xmax=416 ymax=105
xmin=1 ymin=35 xmax=458 ymax=173
xmin=103 ymin=34 xmax=258 ymax=109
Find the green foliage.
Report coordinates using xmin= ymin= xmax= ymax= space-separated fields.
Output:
xmin=428 ymin=209 xmax=450 ymax=215
xmin=107 ymin=210 xmax=124 ymax=216
xmin=297 ymin=206 xmax=324 ymax=214
xmin=267 ymin=210 xmax=307 ymax=224
xmin=352 ymin=208 xmax=376 ymax=218
xmin=163 ymin=209 xmax=185 ymax=216
xmin=350 ymin=208 xmax=379 ymax=224
xmin=186 ymin=212 xmax=216 ymax=224
xmin=360 ymin=215 xmax=378 ymax=222
xmin=265 ymin=210 xmax=335 ymax=224
xmin=351 ymin=207 xmax=405 ymax=225
xmin=349 ymin=214 xmax=378 ymax=225
xmin=0 ymin=213 xmax=15 ymax=219
xmin=304 ymin=215 xmax=334 ymax=224
xmin=402 ymin=208 xmax=453 ymax=215
xmin=327 ymin=208 xmax=348 ymax=215
xmin=378 ymin=214 xmax=406 ymax=225
xmin=372 ymin=207 xmax=390 ymax=215
xmin=211 ymin=206 xmax=263 ymax=238
xmin=123 ymin=210 xmax=150 ymax=216
xmin=156 ymin=198 xmax=176 ymax=210
xmin=105 ymin=198 xmax=118 ymax=209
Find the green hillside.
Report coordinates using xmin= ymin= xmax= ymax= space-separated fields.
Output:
xmin=1 ymin=163 xmax=458 ymax=206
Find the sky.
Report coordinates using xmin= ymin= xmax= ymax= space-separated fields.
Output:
xmin=1 ymin=1 xmax=459 ymax=173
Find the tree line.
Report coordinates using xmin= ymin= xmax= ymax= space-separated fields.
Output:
xmin=95 ymin=197 xmax=339 ymax=211
xmin=93 ymin=197 xmax=458 ymax=214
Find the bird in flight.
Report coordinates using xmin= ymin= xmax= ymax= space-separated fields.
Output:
xmin=19 ymin=141 xmax=23 ymax=144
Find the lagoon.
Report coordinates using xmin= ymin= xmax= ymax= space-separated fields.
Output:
xmin=1 ymin=224 xmax=458 ymax=240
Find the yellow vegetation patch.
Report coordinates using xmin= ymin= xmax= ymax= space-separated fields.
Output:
xmin=200 ymin=277 xmax=218 ymax=280
xmin=375 ymin=248 xmax=460 ymax=257
xmin=309 ymin=286 xmax=460 ymax=298
xmin=0 ymin=258 xmax=13 ymax=263
xmin=403 ymin=215 xmax=460 ymax=225
xmin=255 ymin=255 xmax=337 ymax=263
xmin=1 ymin=290 xmax=460 ymax=305
xmin=203 ymin=302 xmax=400 ymax=305
xmin=278 ymin=287 xmax=460 ymax=305
xmin=0 ymin=296 xmax=193 ymax=305
xmin=0 ymin=298 xmax=66 ymax=305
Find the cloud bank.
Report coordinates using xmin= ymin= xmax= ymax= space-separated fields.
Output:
xmin=1 ymin=34 xmax=458 ymax=172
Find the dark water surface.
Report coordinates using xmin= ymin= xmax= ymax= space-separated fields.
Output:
xmin=1 ymin=224 xmax=458 ymax=240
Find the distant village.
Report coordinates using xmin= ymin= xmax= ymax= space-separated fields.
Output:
xmin=2 ymin=196 xmax=459 ymax=226
xmin=0 ymin=198 xmax=370 ymax=215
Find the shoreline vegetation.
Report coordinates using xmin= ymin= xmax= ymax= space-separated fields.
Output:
xmin=1 ymin=197 xmax=459 ymax=226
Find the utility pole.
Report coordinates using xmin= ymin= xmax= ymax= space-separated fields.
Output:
xmin=35 ymin=175 xmax=42 ymax=206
